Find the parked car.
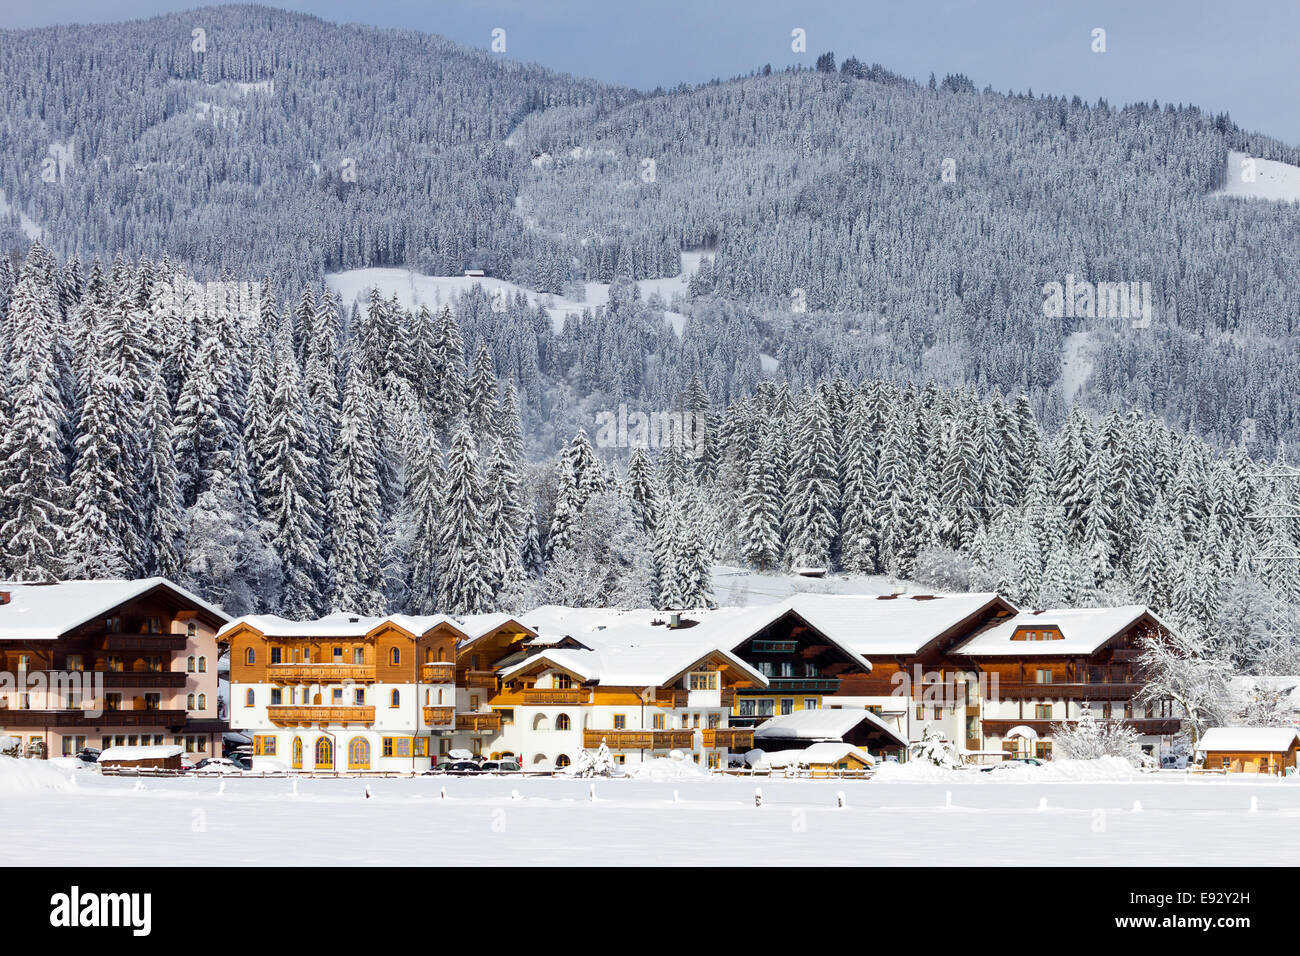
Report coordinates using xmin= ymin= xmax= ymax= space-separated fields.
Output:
xmin=440 ymin=760 xmax=483 ymax=773
xmin=1160 ymin=753 xmax=1189 ymax=769
xmin=981 ymin=757 xmax=1043 ymax=772
xmin=75 ymin=747 xmax=101 ymax=764
xmin=481 ymin=759 xmax=520 ymax=773
xmin=192 ymin=757 xmax=244 ymax=774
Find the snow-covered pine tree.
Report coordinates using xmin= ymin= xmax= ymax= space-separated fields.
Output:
xmin=437 ymin=425 xmax=492 ymax=614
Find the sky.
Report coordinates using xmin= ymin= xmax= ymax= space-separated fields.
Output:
xmin=3 ymin=1 xmax=1299 ymax=145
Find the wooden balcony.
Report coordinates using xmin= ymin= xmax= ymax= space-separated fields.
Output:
xmin=423 ymin=706 xmax=455 ymax=726
xmin=100 ymin=634 xmax=188 ymax=651
xmin=652 ymin=689 xmax=689 ymax=708
xmin=266 ymin=705 xmax=375 ymax=726
xmin=721 ymin=689 xmax=736 ymax=707
xmin=266 ymin=664 xmax=376 ymax=683
xmin=583 ymin=729 xmax=695 ymax=750
xmin=523 ymin=688 xmax=589 ymax=705
xmin=456 ymin=711 xmax=502 ymax=733
xmin=456 ymin=669 xmax=498 ymax=690
xmin=989 ymin=682 xmax=1141 ymax=701
xmin=701 ymin=728 xmax=753 ymax=750
xmin=981 ymin=717 xmax=1179 ymax=737
xmin=0 ymin=708 xmax=188 ymax=728
xmin=101 ymin=671 xmax=188 ymax=689
xmin=422 ymin=662 xmax=455 ymax=683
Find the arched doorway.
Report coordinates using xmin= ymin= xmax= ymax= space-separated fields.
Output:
xmin=348 ymin=737 xmax=370 ymax=770
xmin=292 ymin=736 xmax=303 ymax=770
xmin=314 ymin=736 xmax=334 ymax=770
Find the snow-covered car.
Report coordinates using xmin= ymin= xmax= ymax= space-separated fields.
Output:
xmin=75 ymin=747 xmax=101 ymax=764
xmin=981 ymin=757 xmax=1043 ymax=772
xmin=192 ymin=757 xmax=244 ymax=774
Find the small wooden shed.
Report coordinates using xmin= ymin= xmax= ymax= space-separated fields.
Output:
xmin=1196 ymin=728 xmax=1300 ymax=776
xmin=98 ymin=745 xmax=184 ymax=771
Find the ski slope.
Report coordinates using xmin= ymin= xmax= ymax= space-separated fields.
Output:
xmin=1214 ymin=150 xmax=1300 ymax=202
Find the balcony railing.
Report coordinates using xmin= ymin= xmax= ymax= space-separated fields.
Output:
xmin=754 ymin=677 xmax=841 ymax=694
xmin=456 ymin=711 xmax=502 ymax=733
xmin=456 ymin=669 xmax=498 ymax=690
xmin=582 ymin=729 xmax=695 ymax=750
xmin=422 ymin=662 xmax=455 ymax=682
xmin=266 ymin=664 xmax=377 ymax=683
xmin=989 ymin=681 xmax=1141 ymax=701
xmin=651 ymin=689 xmax=689 ymax=708
xmin=981 ymin=717 xmax=1179 ymax=736
xmin=0 ymin=708 xmax=188 ymax=728
xmin=100 ymin=635 xmax=188 ymax=651
xmin=701 ymin=728 xmax=753 ymax=750
xmin=101 ymin=671 xmax=189 ymax=689
xmin=523 ymin=688 xmax=589 ymax=705
xmin=266 ymin=705 xmax=375 ymax=726
xmin=423 ymin=705 xmax=455 ymax=726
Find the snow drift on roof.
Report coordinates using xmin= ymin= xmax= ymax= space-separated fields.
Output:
xmin=760 ymin=743 xmax=874 ymax=768
xmin=1196 ymin=727 xmax=1300 ymax=753
xmin=0 ymin=578 xmax=229 ymax=641
xmin=218 ymin=610 xmax=532 ymax=641
xmin=782 ymin=592 xmax=1010 ymax=655
xmin=951 ymin=606 xmax=1158 ymax=656
xmin=754 ymin=707 xmax=908 ymax=749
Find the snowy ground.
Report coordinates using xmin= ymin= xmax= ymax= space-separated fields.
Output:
xmin=8 ymin=757 xmax=1300 ymax=865
xmin=711 ymin=565 xmax=913 ymax=605
xmin=1213 ymin=150 xmax=1300 ymax=202
xmin=326 ymin=250 xmax=712 ymax=336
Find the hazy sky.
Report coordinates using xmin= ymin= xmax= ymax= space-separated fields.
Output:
xmin=4 ymin=1 xmax=1298 ymax=145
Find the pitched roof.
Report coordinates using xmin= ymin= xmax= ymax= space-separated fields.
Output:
xmin=782 ymin=592 xmax=1012 ymax=656
xmin=218 ymin=610 xmax=533 ymax=642
xmin=951 ymin=606 xmax=1161 ymax=656
xmin=753 ymin=707 xmax=908 ymax=749
xmin=761 ymin=742 xmax=875 ymax=768
xmin=0 ymin=578 xmax=230 ymax=641
xmin=1197 ymin=727 xmax=1300 ymax=753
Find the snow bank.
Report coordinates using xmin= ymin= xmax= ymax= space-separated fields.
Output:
xmin=0 ymin=756 xmax=76 ymax=794
xmin=873 ymin=755 xmax=1139 ymax=783
xmin=622 ymin=756 xmax=708 ymax=780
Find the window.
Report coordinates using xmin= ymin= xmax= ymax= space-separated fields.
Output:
xmin=245 ymin=689 xmax=255 ymax=707
xmin=333 ymin=647 xmax=343 ymax=660
xmin=554 ymin=673 xmax=573 ymax=689
xmin=332 ymin=688 xmax=343 ymax=703
xmin=254 ymin=735 xmax=277 ymax=757
xmin=144 ymin=694 xmax=161 ymax=711
xmin=186 ymin=622 xmax=197 ymax=638
xmin=66 ymin=655 xmax=83 ymax=672
xmin=804 ymin=698 xmax=818 ymax=710
xmin=354 ymin=648 xmax=365 ymax=665
xmin=916 ymin=705 xmax=925 ymax=721
xmin=291 ymin=736 xmax=303 ymax=769
xmin=389 ymin=647 xmax=400 ymax=665
xmin=145 ymin=617 xmax=163 ymax=634
xmin=270 ymin=689 xmax=282 ymax=706
xmin=105 ymin=616 xmax=122 ymax=633
xmin=187 ymin=694 xmax=196 ymax=709
xmin=613 ymin=714 xmax=626 ymax=730
xmin=197 ymin=694 xmax=206 ymax=710
xmin=555 ymin=754 xmax=571 ymax=768
xmin=198 ymin=656 xmax=207 ymax=673
xmin=779 ymin=662 xmax=794 ymax=677
xmin=556 ymin=713 xmax=572 ymax=731
xmin=707 ymin=712 xmax=721 ymax=729
xmin=1035 ymin=669 xmax=1053 ymax=684
xmin=106 ymin=656 xmax=124 ymax=673
xmin=780 ymin=698 xmax=794 ymax=715
xmin=390 ymin=689 xmax=400 ymax=708
xmin=738 ymin=699 xmax=755 ymax=717
xmin=707 ymin=753 xmax=721 ymax=769
xmin=187 ymin=656 xmax=196 ymax=673
xmin=1035 ymin=704 xmax=1053 ymax=720
xmin=932 ymin=706 xmax=943 ymax=720
xmin=756 ymin=699 xmax=774 ymax=717
xmin=688 ymin=671 xmax=717 ymax=690
xmin=271 ymin=647 xmax=282 ymax=664
xmin=245 ymin=648 xmax=255 ymax=665
xmin=355 ymin=688 xmax=366 ymax=706
xmin=347 ymin=737 xmax=370 ymax=770
xmin=498 ymin=709 xmax=514 ymax=726
xmin=105 ymin=694 xmax=122 ymax=712
xmin=314 ymin=737 xmax=334 ymax=770
xmin=1035 ymin=742 xmax=1053 ymax=760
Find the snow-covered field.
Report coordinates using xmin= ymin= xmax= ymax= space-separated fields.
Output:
xmin=7 ymin=757 xmax=1300 ymax=865
xmin=1213 ymin=150 xmax=1300 ymax=202
xmin=711 ymin=565 xmax=912 ymax=605
xmin=325 ymin=251 xmax=711 ymax=335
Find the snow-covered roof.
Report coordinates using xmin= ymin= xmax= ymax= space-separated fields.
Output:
xmin=518 ymin=603 xmax=872 ymax=675
xmin=1196 ymin=727 xmax=1300 ymax=754
xmin=219 ymin=610 xmax=533 ymax=642
xmin=781 ymin=593 xmax=1012 ymax=656
xmin=754 ymin=707 xmax=908 ymax=749
xmin=506 ymin=606 xmax=770 ymax=687
xmin=0 ymin=578 xmax=230 ymax=641
xmin=1228 ymin=676 xmax=1300 ymax=711
xmin=951 ymin=606 xmax=1161 ymax=656
xmin=761 ymin=743 xmax=875 ymax=768
xmin=99 ymin=745 xmax=184 ymax=761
